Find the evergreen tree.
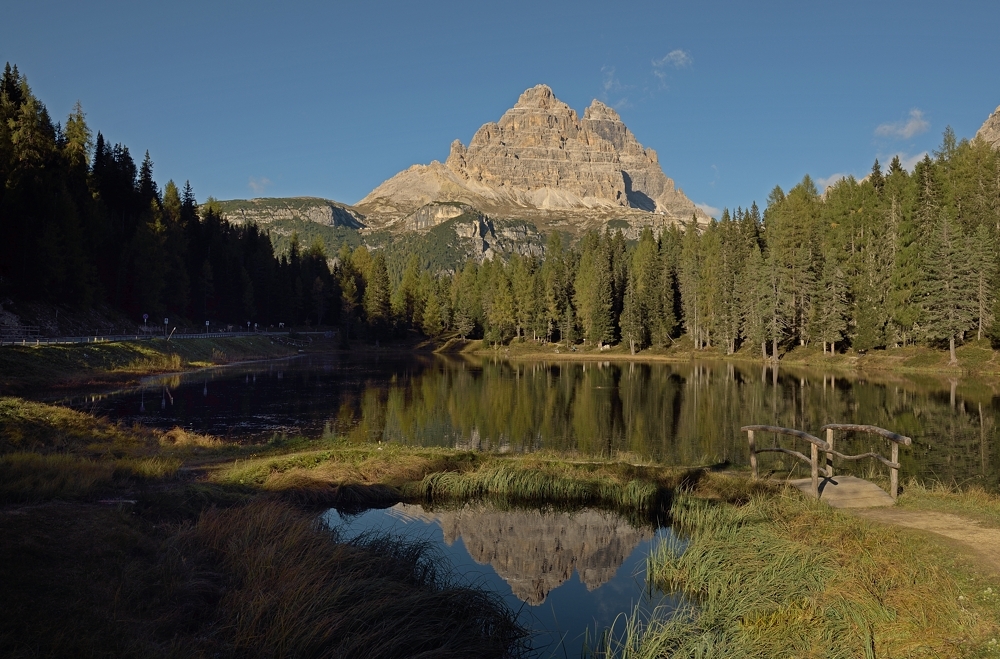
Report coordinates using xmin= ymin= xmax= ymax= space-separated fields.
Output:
xmin=620 ymin=272 xmax=642 ymax=354
xmin=917 ymin=157 xmax=976 ymax=364
xmin=363 ymin=252 xmax=391 ymax=334
xmin=816 ymin=250 xmax=849 ymax=353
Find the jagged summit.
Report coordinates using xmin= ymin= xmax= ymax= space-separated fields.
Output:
xmin=357 ymin=85 xmax=705 ymax=228
xmin=976 ymin=104 xmax=1000 ymax=149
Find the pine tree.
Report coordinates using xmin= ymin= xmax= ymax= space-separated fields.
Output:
xmin=972 ymin=222 xmax=996 ymax=340
xmin=422 ymin=285 xmax=444 ymax=336
xmin=816 ymin=250 xmax=849 ymax=353
xmin=363 ymin=252 xmax=391 ymax=333
xmin=620 ymin=272 xmax=642 ymax=354
xmin=678 ymin=220 xmax=702 ymax=348
xmin=918 ymin=173 xmax=976 ymax=364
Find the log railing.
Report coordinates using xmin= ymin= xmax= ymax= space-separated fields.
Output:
xmin=741 ymin=425 xmax=829 ymax=497
xmin=742 ymin=424 xmax=912 ymax=501
xmin=820 ymin=424 xmax=912 ymax=500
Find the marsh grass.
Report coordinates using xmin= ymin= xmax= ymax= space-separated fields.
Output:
xmin=211 ymin=446 xmax=683 ymax=516
xmin=594 ymin=490 xmax=1000 ymax=658
xmin=181 ymin=500 xmax=528 ymax=658
xmin=0 ymin=499 xmax=528 ymax=659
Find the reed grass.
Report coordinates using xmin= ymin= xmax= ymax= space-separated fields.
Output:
xmin=0 ymin=452 xmax=181 ymax=502
xmin=178 ymin=500 xmax=528 ymax=658
xmin=405 ymin=461 xmax=668 ymax=512
xmin=594 ymin=491 xmax=1000 ymax=658
xmin=0 ymin=499 xmax=528 ymax=658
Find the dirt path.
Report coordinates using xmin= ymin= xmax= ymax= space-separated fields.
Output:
xmin=854 ymin=507 xmax=1000 ymax=573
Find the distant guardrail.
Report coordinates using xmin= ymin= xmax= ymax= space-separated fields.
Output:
xmin=0 ymin=329 xmax=280 ymax=347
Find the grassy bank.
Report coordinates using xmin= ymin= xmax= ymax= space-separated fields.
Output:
xmin=7 ymin=396 xmax=1000 ymax=656
xmin=0 ymin=397 xmax=531 ymax=658
xmin=469 ymin=335 xmax=1000 ymax=377
xmin=596 ymin=484 xmax=1000 ymax=658
xmin=0 ymin=335 xmax=295 ymax=393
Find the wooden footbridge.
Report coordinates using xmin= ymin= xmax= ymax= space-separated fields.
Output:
xmin=742 ymin=424 xmax=912 ymax=508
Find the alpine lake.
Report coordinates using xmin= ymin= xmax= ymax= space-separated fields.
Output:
xmin=61 ymin=353 xmax=1000 ymax=656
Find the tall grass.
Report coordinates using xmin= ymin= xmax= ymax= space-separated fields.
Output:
xmin=594 ymin=492 xmax=999 ymax=658
xmin=0 ymin=452 xmax=180 ymax=502
xmin=405 ymin=462 xmax=667 ymax=512
xmin=0 ymin=499 xmax=528 ymax=658
xmin=173 ymin=500 xmax=529 ymax=658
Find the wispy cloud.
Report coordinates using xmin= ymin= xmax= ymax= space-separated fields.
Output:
xmin=600 ymin=66 xmax=631 ymax=108
xmin=875 ymin=109 xmax=929 ymax=140
xmin=694 ymin=202 xmax=720 ymax=219
xmin=248 ymin=176 xmax=271 ymax=195
xmin=651 ymin=49 xmax=692 ymax=89
xmin=653 ymin=50 xmax=693 ymax=70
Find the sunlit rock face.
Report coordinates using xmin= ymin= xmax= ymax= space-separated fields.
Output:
xmin=356 ymin=85 xmax=706 ymax=228
xmin=393 ymin=503 xmax=652 ymax=605
xmin=977 ymin=105 xmax=1000 ymax=149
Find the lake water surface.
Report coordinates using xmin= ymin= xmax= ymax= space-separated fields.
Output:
xmin=59 ymin=352 xmax=1000 ymax=653
xmin=68 ymin=353 xmax=1000 ymax=488
xmin=326 ymin=503 xmax=674 ymax=657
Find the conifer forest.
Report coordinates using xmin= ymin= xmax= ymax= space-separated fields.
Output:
xmin=2 ymin=62 xmax=999 ymax=362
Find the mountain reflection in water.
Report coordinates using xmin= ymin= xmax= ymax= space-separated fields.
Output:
xmin=326 ymin=503 xmax=671 ymax=656
xmin=388 ymin=504 xmax=653 ymax=604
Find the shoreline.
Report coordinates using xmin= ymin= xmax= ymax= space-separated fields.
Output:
xmin=456 ymin=336 xmax=1000 ymax=379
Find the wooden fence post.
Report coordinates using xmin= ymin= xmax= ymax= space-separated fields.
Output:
xmin=826 ymin=427 xmax=834 ymax=478
xmin=748 ymin=430 xmax=758 ymax=479
xmin=810 ymin=442 xmax=819 ymax=498
xmin=891 ymin=442 xmax=899 ymax=500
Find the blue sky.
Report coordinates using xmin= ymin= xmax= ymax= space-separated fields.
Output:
xmin=6 ymin=1 xmax=1000 ymax=217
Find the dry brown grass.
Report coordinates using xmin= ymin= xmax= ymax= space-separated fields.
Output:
xmin=158 ymin=426 xmax=220 ymax=449
xmin=0 ymin=499 xmax=528 ymax=659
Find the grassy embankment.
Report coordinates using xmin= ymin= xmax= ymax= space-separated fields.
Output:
xmin=462 ymin=334 xmax=1000 ymax=376
xmin=0 ymin=335 xmax=295 ymax=393
xmin=6 ymin=392 xmax=1000 ymax=656
xmin=595 ymin=488 xmax=1000 ymax=658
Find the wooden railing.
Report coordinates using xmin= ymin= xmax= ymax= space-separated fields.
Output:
xmin=821 ymin=424 xmax=912 ymax=499
xmin=741 ymin=425 xmax=829 ymax=497
xmin=742 ymin=424 xmax=911 ymax=501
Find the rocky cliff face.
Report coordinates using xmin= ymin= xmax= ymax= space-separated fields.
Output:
xmin=394 ymin=503 xmax=652 ymax=605
xmin=216 ymin=197 xmax=365 ymax=229
xmin=357 ymin=85 xmax=706 ymax=230
xmin=976 ymin=105 xmax=1000 ymax=149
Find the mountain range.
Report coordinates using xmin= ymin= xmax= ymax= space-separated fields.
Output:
xmin=216 ymin=85 xmax=708 ymax=265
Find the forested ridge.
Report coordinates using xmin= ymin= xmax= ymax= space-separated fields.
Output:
xmin=0 ymin=64 xmax=338 ymax=329
xmin=3 ymin=62 xmax=999 ymax=360
xmin=337 ymin=130 xmax=1000 ymax=362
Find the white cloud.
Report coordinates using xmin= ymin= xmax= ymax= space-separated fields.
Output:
xmin=694 ymin=202 xmax=720 ymax=219
xmin=875 ymin=109 xmax=929 ymax=140
xmin=653 ymin=50 xmax=693 ymax=70
xmin=815 ymin=173 xmax=849 ymax=191
xmin=248 ymin=177 xmax=271 ymax=195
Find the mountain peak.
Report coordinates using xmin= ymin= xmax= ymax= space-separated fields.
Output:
xmin=583 ymin=99 xmax=621 ymax=122
xmin=358 ymin=85 xmax=705 ymax=226
xmin=513 ymin=84 xmax=558 ymax=109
